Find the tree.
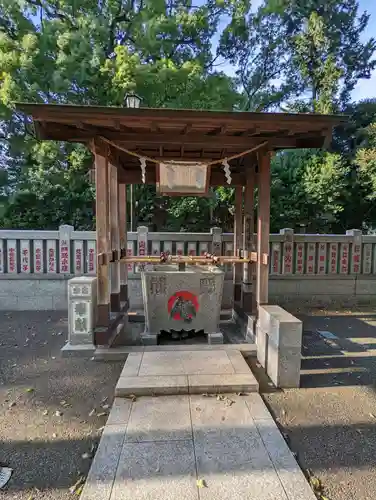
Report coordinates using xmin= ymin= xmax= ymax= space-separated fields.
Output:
xmin=263 ymin=0 xmax=376 ymax=110
xmin=0 ymin=0 xmax=240 ymax=229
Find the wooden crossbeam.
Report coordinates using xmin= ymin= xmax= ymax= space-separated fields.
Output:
xmin=96 ymin=252 xmax=268 ymax=265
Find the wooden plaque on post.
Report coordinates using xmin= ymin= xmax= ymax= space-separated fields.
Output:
xmin=156 ymin=161 xmax=210 ymax=196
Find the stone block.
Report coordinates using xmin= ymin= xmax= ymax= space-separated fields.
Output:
xmin=267 ymin=341 xmax=301 ymax=388
xmin=297 ymin=277 xmax=355 ymax=296
xmin=256 ymin=320 xmax=268 ymax=368
xmin=207 ymin=332 xmax=223 ymax=344
xmin=20 ymin=295 xmax=54 ymax=310
xmin=140 ymin=331 xmax=158 ymax=345
xmin=188 ymin=373 xmax=258 ymax=394
xmin=260 ymin=305 xmax=302 ymax=348
xmin=68 ymin=276 xmax=97 ymax=348
xmin=115 ymin=375 xmax=189 ymax=397
xmin=0 ymin=295 xmax=18 ymax=310
xmin=126 ymin=396 xmax=191 ymax=442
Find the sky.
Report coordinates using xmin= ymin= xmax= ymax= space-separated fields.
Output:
xmin=353 ymin=0 xmax=376 ymax=100
xmin=210 ymin=0 xmax=376 ymax=103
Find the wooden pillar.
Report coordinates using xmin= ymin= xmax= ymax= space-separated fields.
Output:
xmin=119 ymin=184 xmax=128 ymax=303
xmin=233 ymin=185 xmax=243 ymax=303
xmin=242 ymin=166 xmax=255 ymax=313
xmin=95 ymin=153 xmax=110 ymax=328
xmin=256 ymin=150 xmax=271 ymax=305
xmin=109 ymin=163 xmax=121 ymax=312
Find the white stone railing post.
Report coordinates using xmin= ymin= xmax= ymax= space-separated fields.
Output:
xmin=211 ymin=227 xmax=222 ymax=255
xmin=59 ymin=224 xmax=74 ymax=274
xmin=136 ymin=226 xmax=148 ymax=273
xmin=346 ymin=229 xmax=362 ymax=274
xmin=280 ymin=228 xmax=294 ymax=275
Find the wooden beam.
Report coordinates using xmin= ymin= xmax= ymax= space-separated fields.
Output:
xmin=233 ymin=185 xmax=243 ymax=304
xmin=110 ymin=133 xmax=266 ymax=148
xmin=117 ymin=168 xmax=246 ymax=186
xmin=242 ymin=166 xmax=255 ymax=313
xmin=37 ymin=125 xmax=328 ymax=150
xmin=109 ymin=163 xmax=121 ymax=312
xmin=95 ymin=153 xmax=110 ymax=331
xmin=256 ymin=150 xmax=271 ymax=305
xmin=118 ymin=184 xmax=128 ymax=303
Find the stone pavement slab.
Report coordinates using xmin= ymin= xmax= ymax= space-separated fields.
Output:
xmin=111 ymin=441 xmax=198 ymax=500
xmin=115 ymin=375 xmax=189 ymax=396
xmin=115 ymin=348 xmax=259 ymax=395
xmin=81 ymin=393 xmax=317 ymax=500
xmin=138 ymin=350 xmax=236 ymax=376
xmin=126 ymin=396 xmax=192 ymax=442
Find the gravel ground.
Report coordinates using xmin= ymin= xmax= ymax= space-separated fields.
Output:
xmin=0 ymin=311 xmax=123 ymax=500
xmin=2 ymin=307 xmax=376 ymax=500
xmin=261 ymin=307 xmax=376 ymax=500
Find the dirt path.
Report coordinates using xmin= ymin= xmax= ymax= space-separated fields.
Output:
xmin=0 ymin=311 xmax=123 ymax=499
xmin=263 ymin=307 xmax=376 ymax=500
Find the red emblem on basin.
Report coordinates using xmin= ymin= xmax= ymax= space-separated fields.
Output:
xmin=167 ymin=291 xmax=199 ymax=322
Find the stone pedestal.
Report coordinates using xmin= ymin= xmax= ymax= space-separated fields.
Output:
xmin=257 ymin=305 xmax=302 ymax=388
xmin=63 ymin=276 xmax=97 ymax=356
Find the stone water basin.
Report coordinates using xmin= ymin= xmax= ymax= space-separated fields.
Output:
xmin=141 ymin=264 xmax=224 ymax=342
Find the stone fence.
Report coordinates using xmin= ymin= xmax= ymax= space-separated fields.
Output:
xmin=0 ymin=225 xmax=375 ymax=310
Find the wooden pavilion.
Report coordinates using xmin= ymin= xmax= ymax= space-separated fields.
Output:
xmin=16 ymin=103 xmax=347 ymax=346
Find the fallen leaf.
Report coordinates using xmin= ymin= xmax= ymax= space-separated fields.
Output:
xmin=55 ymin=410 xmax=63 ymax=417
xmin=75 ymin=485 xmax=83 ymax=495
xmin=101 ymin=397 xmax=108 ymax=404
xmin=102 ymin=404 xmax=110 ymax=410
xmin=97 ymin=426 xmax=105 ymax=432
xmin=8 ymin=401 xmax=16 ymax=409
xmin=89 ymin=409 xmax=96 ymax=417
xmin=96 ymin=412 xmax=107 ymax=417
xmin=196 ymin=479 xmax=207 ymax=488
xmin=236 ymin=392 xmax=246 ymax=396
xmin=370 ymin=413 xmax=376 ymax=419
xmin=69 ymin=476 xmax=85 ymax=494
xmin=309 ymin=476 xmax=323 ymax=492
xmin=43 ymin=410 xmax=48 ymax=416
xmin=320 ymin=496 xmax=330 ymax=500
xmin=81 ymin=452 xmax=91 ymax=460
xmin=52 ymin=433 xmax=57 ymax=438
xmin=25 ymin=388 xmax=34 ymax=393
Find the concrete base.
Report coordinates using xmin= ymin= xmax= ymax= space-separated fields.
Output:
xmin=140 ymin=331 xmax=158 ymax=345
xmin=80 ymin=393 xmax=317 ymax=500
xmin=61 ymin=342 xmax=95 ymax=357
xmin=207 ymin=332 xmax=224 ymax=344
